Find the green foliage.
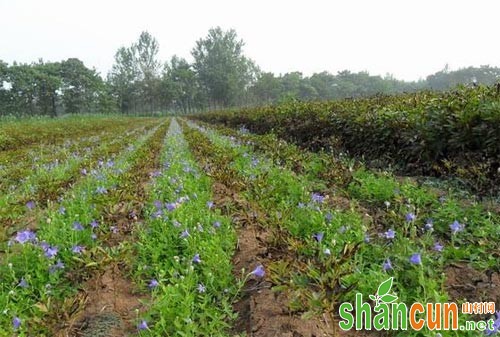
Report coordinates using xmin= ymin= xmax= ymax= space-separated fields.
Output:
xmin=195 ymin=84 xmax=500 ymax=195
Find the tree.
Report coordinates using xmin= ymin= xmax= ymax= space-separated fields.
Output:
xmin=60 ymin=58 xmax=106 ymax=114
xmin=108 ymin=31 xmax=162 ymax=113
xmin=192 ymin=27 xmax=257 ymax=108
xmin=163 ymin=56 xmax=200 ymax=113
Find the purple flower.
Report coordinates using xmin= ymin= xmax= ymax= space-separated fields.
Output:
xmin=206 ymin=201 xmax=214 ymax=209
xmin=311 ymin=193 xmax=324 ymax=203
xmin=297 ymin=202 xmax=305 ymax=209
xmin=148 ymin=279 xmax=159 ymax=289
xmin=138 ymin=320 xmax=148 ymax=330
xmin=250 ymin=265 xmax=265 ymax=278
xmin=153 ymin=200 xmax=163 ymax=210
xmin=44 ymin=245 xmax=59 ymax=259
xmin=409 ymin=253 xmax=422 ymax=265
xmin=213 ymin=221 xmax=221 ymax=229
xmin=406 ymin=213 xmax=416 ymax=222
xmin=96 ymin=186 xmax=107 ymax=194
xmin=384 ymin=229 xmax=396 ymax=239
xmin=485 ymin=311 xmax=500 ymax=336
xmin=12 ymin=317 xmax=21 ymax=330
xmin=338 ymin=226 xmax=347 ymax=234
xmin=72 ymin=245 xmax=84 ymax=254
xmin=152 ymin=210 xmax=163 ymax=219
xmin=180 ymin=229 xmax=190 ymax=238
xmin=150 ymin=170 xmax=161 ymax=178
xmin=325 ymin=212 xmax=333 ymax=223
xmin=450 ymin=220 xmax=464 ymax=234
xmin=73 ymin=221 xmax=84 ymax=231
xmin=383 ymin=258 xmax=393 ymax=271
xmin=49 ymin=260 xmax=65 ymax=274
xmin=91 ymin=233 xmax=97 ymax=240
xmin=110 ymin=226 xmax=118 ymax=234
xmin=90 ymin=220 xmax=99 ymax=229
xmin=59 ymin=206 xmax=66 ymax=215
xmin=106 ymin=160 xmax=114 ymax=168
xmin=26 ymin=200 xmax=36 ymax=210
xmin=165 ymin=203 xmax=177 ymax=212
xmin=364 ymin=234 xmax=371 ymax=243
xmin=192 ymin=254 xmax=201 ymax=264
xmin=424 ymin=220 xmax=433 ymax=231
xmin=18 ymin=278 xmax=28 ymax=288
xmin=434 ymin=242 xmax=444 ymax=252
xmin=172 ymin=220 xmax=181 ymax=227
xmin=197 ymin=283 xmax=206 ymax=293
xmin=313 ymin=232 xmax=324 ymax=243
xmin=15 ymin=230 xmax=36 ymax=244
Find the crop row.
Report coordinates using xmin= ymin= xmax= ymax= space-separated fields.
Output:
xmin=0 ymin=121 xmax=168 ymax=336
xmin=181 ymin=119 xmax=499 ymax=337
xmin=132 ymin=118 xmax=240 ymax=336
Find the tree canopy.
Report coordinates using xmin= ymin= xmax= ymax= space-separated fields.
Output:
xmin=1 ymin=27 xmax=499 ymax=117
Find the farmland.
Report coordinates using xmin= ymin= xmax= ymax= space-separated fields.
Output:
xmin=1 ymin=92 xmax=499 ymax=337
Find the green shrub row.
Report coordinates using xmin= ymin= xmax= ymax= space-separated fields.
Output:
xmin=194 ymin=85 xmax=500 ymax=195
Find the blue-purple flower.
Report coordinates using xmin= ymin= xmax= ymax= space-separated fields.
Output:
xmin=26 ymin=201 xmax=36 ymax=210
xmin=12 ymin=317 xmax=21 ymax=330
xmin=138 ymin=320 xmax=148 ymax=330
xmin=192 ymin=254 xmax=201 ymax=264
xmin=165 ymin=203 xmax=177 ymax=212
xmin=311 ymin=193 xmax=325 ymax=203
xmin=450 ymin=220 xmax=464 ymax=234
xmin=383 ymin=229 xmax=396 ymax=239
xmin=59 ymin=206 xmax=66 ymax=215
xmin=72 ymin=245 xmax=84 ymax=254
xmin=180 ymin=229 xmax=190 ymax=238
xmin=197 ymin=283 xmax=206 ymax=293
xmin=313 ymin=232 xmax=324 ymax=243
xmin=96 ymin=186 xmax=107 ymax=194
xmin=44 ymin=245 xmax=59 ymax=259
xmin=409 ymin=253 xmax=422 ymax=265
xmin=18 ymin=278 xmax=28 ymax=288
xmin=485 ymin=311 xmax=500 ymax=336
xmin=213 ymin=221 xmax=221 ymax=229
xmin=434 ymin=242 xmax=444 ymax=252
xmin=153 ymin=200 xmax=163 ymax=210
xmin=250 ymin=265 xmax=265 ymax=278
xmin=15 ymin=230 xmax=36 ymax=244
xmin=406 ymin=212 xmax=416 ymax=222
xmin=206 ymin=201 xmax=214 ymax=209
xmin=73 ymin=221 xmax=84 ymax=231
xmin=49 ymin=260 xmax=65 ymax=274
xmin=383 ymin=258 xmax=393 ymax=271
xmin=148 ymin=279 xmax=159 ymax=289
xmin=90 ymin=220 xmax=99 ymax=229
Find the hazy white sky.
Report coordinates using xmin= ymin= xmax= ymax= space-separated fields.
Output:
xmin=1 ymin=0 xmax=499 ymax=81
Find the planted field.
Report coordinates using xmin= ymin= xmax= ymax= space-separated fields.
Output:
xmin=1 ymin=115 xmax=499 ymax=337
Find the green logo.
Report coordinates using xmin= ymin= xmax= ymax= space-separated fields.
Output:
xmin=368 ymin=277 xmax=398 ymax=308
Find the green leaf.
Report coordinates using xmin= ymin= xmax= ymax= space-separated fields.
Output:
xmin=377 ymin=277 xmax=393 ymax=297
xmin=369 ymin=294 xmax=377 ymax=301
xmin=380 ymin=294 xmax=398 ymax=303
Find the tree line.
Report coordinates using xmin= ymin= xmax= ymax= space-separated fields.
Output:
xmin=1 ymin=27 xmax=500 ymax=116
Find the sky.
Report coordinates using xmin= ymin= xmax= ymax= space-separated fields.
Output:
xmin=1 ymin=0 xmax=499 ymax=81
